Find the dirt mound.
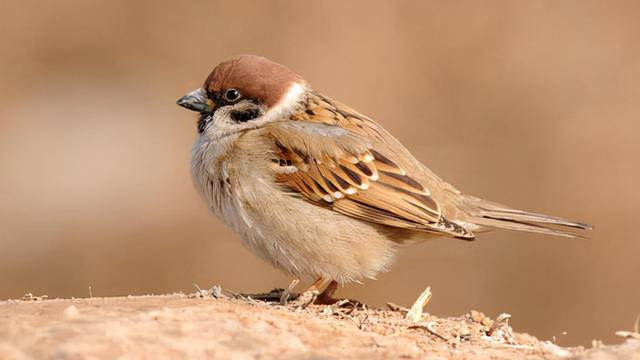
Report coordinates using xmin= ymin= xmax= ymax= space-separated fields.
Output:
xmin=1 ymin=289 xmax=638 ymax=359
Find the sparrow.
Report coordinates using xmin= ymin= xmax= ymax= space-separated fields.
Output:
xmin=177 ymin=55 xmax=591 ymax=303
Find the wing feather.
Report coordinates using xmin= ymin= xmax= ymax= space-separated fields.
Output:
xmin=267 ymin=102 xmax=474 ymax=239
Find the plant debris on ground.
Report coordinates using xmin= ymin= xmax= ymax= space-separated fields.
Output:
xmin=0 ymin=286 xmax=638 ymax=359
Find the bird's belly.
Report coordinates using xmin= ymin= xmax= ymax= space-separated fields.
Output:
xmin=192 ymin=142 xmax=397 ymax=283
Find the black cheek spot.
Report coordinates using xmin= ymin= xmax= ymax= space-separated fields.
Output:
xmin=231 ymin=109 xmax=260 ymax=122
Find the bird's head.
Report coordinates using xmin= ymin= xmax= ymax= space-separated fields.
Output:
xmin=177 ymin=55 xmax=307 ymax=140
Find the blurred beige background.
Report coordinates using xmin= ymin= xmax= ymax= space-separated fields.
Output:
xmin=1 ymin=0 xmax=638 ymax=346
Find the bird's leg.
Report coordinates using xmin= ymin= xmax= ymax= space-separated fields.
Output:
xmin=307 ymin=277 xmax=330 ymax=293
xmin=288 ymin=277 xmax=328 ymax=307
xmin=314 ymin=280 xmax=338 ymax=305
xmin=287 ymin=278 xmax=343 ymax=306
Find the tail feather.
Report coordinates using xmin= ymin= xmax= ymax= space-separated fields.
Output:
xmin=462 ymin=196 xmax=592 ymax=239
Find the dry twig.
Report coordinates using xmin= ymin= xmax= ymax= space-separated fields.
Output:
xmin=279 ymin=279 xmax=299 ymax=305
xmin=615 ymin=315 xmax=640 ymax=340
xmin=487 ymin=313 xmax=511 ymax=336
xmin=405 ymin=286 xmax=432 ymax=322
xmin=386 ymin=302 xmax=410 ymax=314
xmin=408 ymin=322 xmax=447 ymax=340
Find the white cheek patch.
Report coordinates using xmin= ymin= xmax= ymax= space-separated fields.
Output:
xmin=206 ymin=82 xmax=306 ymax=142
xmin=262 ymin=82 xmax=305 ymax=122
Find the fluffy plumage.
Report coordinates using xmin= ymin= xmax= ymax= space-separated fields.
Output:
xmin=179 ymin=55 xmax=591 ymax=284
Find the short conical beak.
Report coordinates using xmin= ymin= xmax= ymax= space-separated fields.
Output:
xmin=176 ymin=88 xmax=214 ymax=113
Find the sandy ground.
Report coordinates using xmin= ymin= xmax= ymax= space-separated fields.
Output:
xmin=1 ymin=289 xmax=638 ymax=360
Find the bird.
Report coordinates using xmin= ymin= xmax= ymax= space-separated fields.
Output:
xmin=177 ymin=54 xmax=591 ymax=304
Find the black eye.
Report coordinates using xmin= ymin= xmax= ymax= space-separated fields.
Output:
xmin=223 ymin=88 xmax=241 ymax=102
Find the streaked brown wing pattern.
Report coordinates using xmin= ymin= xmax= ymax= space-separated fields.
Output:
xmin=267 ymin=93 xmax=474 ymax=239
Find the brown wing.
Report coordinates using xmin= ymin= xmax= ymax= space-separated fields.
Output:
xmin=267 ymin=96 xmax=474 ymax=239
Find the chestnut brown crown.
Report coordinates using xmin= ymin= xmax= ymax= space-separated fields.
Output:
xmin=204 ymin=55 xmax=304 ymax=108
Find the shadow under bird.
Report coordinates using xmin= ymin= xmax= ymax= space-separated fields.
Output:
xmin=177 ymin=55 xmax=591 ymax=304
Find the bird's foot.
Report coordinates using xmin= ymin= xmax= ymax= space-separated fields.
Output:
xmin=313 ymin=280 xmax=338 ymax=305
